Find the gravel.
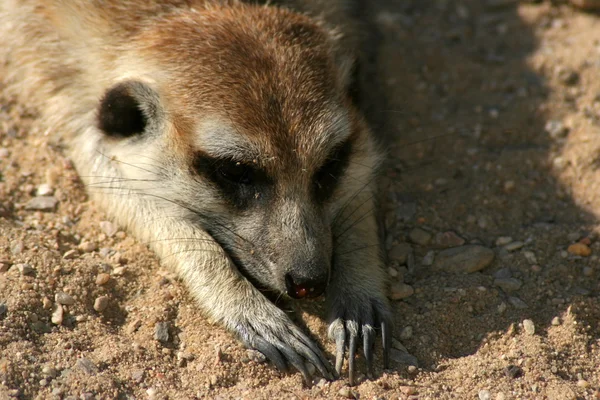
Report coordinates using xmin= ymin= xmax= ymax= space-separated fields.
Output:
xmin=389 ymin=243 xmax=412 ymax=264
xmin=493 ymin=277 xmax=523 ymax=292
xmin=16 ymin=263 xmax=34 ymax=275
xmin=76 ymin=358 xmax=99 ymax=375
xmin=55 ymin=292 xmax=75 ymax=305
xmin=155 ymin=322 xmax=170 ymax=342
xmin=389 ymin=282 xmax=415 ymax=300
xmin=523 ymin=319 xmax=535 ymax=335
xmin=408 ymin=227 xmax=432 ymax=246
xmin=432 ymin=245 xmax=495 ymax=273
xmin=93 ymin=296 xmax=109 ymax=312
xmin=24 ymin=196 xmax=58 ymax=211
xmin=389 ymin=348 xmax=419 ymax=367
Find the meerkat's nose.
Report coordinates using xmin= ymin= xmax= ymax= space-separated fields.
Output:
xmin=285 ymin=272 xmax=327 ymax=299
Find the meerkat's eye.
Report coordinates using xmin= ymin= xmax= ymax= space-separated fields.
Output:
xmin=314 ymin=139 xmax=352 ymax=201
xmin=217 ymin=160 xmax=255 ymax=185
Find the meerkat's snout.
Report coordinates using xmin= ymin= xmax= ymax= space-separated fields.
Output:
xmin=284 ymin=268 xmax=328 ymax=299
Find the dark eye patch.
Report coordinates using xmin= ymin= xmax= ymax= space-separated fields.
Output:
xmin=314 ymin=139 xmax=353 ymax=202
xmin=191 ymin=152 xmax=271 ymax=209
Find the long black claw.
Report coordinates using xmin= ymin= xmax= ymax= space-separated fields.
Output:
xmin=334 ymin=328 xmax=346 ymax=376
xmin=348 ymin=334 xmax=357 ymax=386
xmin=297 ymin=342 xmax=333 ymax=381
xmin=363 ymin=327 xmax=375 ymax=379
xmin=295 ymin=333 xmax=335 ymax=380
xmin=277 ymin=345 xmax=311 ymax=385
xmin=381 ymin=320 xmax=391 ymax=369
xmin=253 ymin=337 xmax=288 ymax=372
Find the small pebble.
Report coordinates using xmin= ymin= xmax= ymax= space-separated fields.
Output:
xmin=434 ymin=231 xmax=465 ymax=248
xmin=246 ymin=349 xmax=267 ymax=363
xmin=125 ymin=319 xmax=142 ymax=334
xmin=388 ymin=267 xmax=398 ymax=278
xmin=42 ymin=366 xmax=58 ymax=378
xmin=408 ymin=227 xmax=432 ymax=246
xmin=400 ymin=326 xmax=413 ymax=340
xmin=504 ymin=241 xmax=525 ymax=252
xmin=495 ymin=236 xmax=513 ymax=246
xmin=112 ymin=266 xmax=126 ymax=276
xmin=508 ymin=296 xmax=529 ymax=309
xmin=40 ymin=297 xmax=52 ymax=310
xmin=93 ymin=296 xmax=109 ymax=312
xmin=422 ymin=251 xmax=435 ymax=266
xmin=523 ymin=319 xmax=535 ymax=335
xmin=577 ymin=379 xmax=589 ymax=388
xmin=55 ymin=292 xmax=75 ymax=305
xmin=76 ymin=358 xmax=99 ymax=375
xmin=154 ymin=322 xmax=170 ymax=342
xmin=493 ymin=277 xmax=523 ymax=292
xmin=392 ymin=338 xmax=408 ymax=353
xmin=389 ymin=283 xmax=415 ymax=300
xmin=51 ymin=304 xmax=64 ymax=325
xmin=0 ymin=148 xmax=9 ymax=158
xmin=389 ymin=348 xmax=419 ymax=367
xmin=25 ymin=196 xmax=59 ymax=211
xmin=99 ymin=221 xmax=118 ymax=238
xmin=399 ymin=386 xmax=418 ymax=395
xmin=432 ymin=245 xmax=495 ymax=273
xmin=479 ymin=390 xmax=492 ymax=400
xmin=389 ymin=243 xmax=412 ymax=264
xmin=0 ymin=261 xmax=10 ymax=273
xmin=338 ymin=387 xmax=357 ymax=399
xmin=0 ymin=303 xmax=7 ymax=319
xmin=545 ymin=120 xmax=569 ymax=139
xmin=567 ymin=243 xmax=591 ymax=257
xmin=16 ymin=263 xmax=34 ymax=276
xmin=78 ymin=241 xmax=97 ymax=253
xmin=63 ymin=249 xmax=79 ymax=259
xmin=36 ymin=184 xmax=54 ymax=196
xmin=523 ymin=251 xmax=537 ymax=264
xmin=131 ymin=369 xmax=144 ymax=382
xmin=504 ymin=365 xmax=523 ymax=379
xmin=95 ymin=273 xmax=111 ymax=285
xmin=497 ymin=302 xmax=507 ymax=314
xmin=493 ymin=268 xmax=512 ymax=279
xmin=551 ymin=317 xmax=561 ymax=326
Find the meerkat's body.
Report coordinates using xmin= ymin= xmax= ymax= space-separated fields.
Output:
xmin=0 ymin=0 xmax=390 ymax=384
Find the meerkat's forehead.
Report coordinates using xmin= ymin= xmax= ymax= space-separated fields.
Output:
xmin=191 ymin=110 xmax=352 ymax=167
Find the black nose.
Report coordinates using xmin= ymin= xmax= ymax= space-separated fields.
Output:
xmin=285 ymin=273 xmax=327 ymax=299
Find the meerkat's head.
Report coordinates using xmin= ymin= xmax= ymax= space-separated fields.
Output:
xmin=95 ymin=4 xmax=379 ymax=299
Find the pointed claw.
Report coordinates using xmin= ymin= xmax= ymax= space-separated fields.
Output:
xmin=348 ymin=333 xmax=357 ymax=386
xmin=277 ymin=345 xmax=311 ymax=385
xmin=300 ymin=334 xmax=336 ymax=380
xmin=363 ymin=327 xmax=375 ymax=379
xmin=252 ymin=336 xmax=288 ymax=372
xmin=334 ymin=327 xmax=346 ymax=376
xmin=381 ymin=320 xmax=391 ymax=370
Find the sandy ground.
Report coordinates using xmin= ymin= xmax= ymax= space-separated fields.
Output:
xmin=2 ymin=1 xmax=600 ymax=399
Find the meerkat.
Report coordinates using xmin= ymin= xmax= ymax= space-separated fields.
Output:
xmin=0 ymin=0 xmax=391 ymax=385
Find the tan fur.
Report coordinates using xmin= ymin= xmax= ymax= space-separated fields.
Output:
xmin=0 ymin=0 xmax=390 ymax=384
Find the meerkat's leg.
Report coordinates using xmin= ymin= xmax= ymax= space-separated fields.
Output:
xmin=326 ymin=170 xmax=391 ymax=386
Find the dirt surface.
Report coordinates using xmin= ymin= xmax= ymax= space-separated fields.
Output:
xmin=2 ymin=1 xmax=600 ymax=399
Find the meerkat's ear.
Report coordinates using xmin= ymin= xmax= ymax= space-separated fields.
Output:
xmin=97 ymin=80 xmax=161 ymax=138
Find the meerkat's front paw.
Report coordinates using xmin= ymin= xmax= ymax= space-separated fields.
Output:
xmin=227 ymin=302 xmax=336 ymax=384
xmin=327 ymin=290 xmax=392 ymax=385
